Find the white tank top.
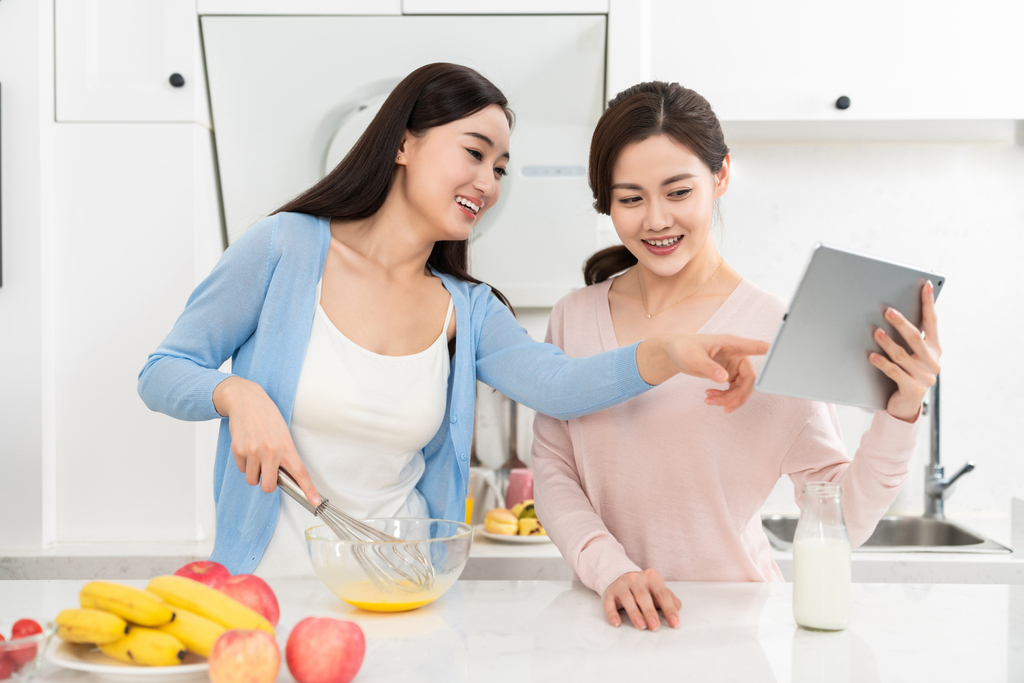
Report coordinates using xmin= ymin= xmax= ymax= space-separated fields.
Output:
xmin=256 ymin=280 xmax=453 ymax=578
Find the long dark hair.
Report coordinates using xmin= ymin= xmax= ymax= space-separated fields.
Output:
xmin=583 ymin=81 xmax=729 ymax=286
xmin=276 ymin=62 xmax=515 ymax=309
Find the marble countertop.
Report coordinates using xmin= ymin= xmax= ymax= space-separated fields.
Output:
xmin=4 ymin=578 xmax=1022 ymax=682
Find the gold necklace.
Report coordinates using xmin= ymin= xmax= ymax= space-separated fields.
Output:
xmin=637 ymin=258 xmax=725 ymax=318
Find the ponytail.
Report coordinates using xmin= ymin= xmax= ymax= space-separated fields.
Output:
xmin=583 ymin=245 xmax=638 ymax=286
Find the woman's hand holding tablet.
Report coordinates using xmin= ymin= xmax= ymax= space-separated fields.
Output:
xmin=869 ymin=281 xmax=942 ymax=422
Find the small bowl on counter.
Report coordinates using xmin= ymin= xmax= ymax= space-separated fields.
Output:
xmin=1 ymin=620 xmax=57 ymax=682
xmin=306 ymin=518 xmax=473 ymax=613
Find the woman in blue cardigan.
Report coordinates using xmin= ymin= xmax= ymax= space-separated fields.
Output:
xmin=138 ymin=63 xmax=768 ymax=575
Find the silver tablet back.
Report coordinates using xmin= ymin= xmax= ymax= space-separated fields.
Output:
xmin=755 ymin=244 xmax=944 ymax=410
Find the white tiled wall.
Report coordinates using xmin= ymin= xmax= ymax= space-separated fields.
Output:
xmin=476 ymin=140 xmax=1024 ymax=521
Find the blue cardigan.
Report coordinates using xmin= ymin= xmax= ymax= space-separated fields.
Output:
xmin=138 ymin=212 xmax=651 ymax=574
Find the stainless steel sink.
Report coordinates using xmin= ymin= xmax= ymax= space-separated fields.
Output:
xmin=762 ymin=515 xmax=1010 ymax=553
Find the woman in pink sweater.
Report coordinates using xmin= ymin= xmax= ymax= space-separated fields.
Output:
xmin=531 ymin=82 xmax=942 ymax=632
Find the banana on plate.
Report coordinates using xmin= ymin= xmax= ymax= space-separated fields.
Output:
xmin=55 ymin=608 xmax=129 ymax=645
xmin=157 ymin=606 xmax=226 ymax=658
xmin=99 ymin=626 xmax=186 ymax=667
xmin=79 ymin=582 xmax=174 ymax=627
xmin=147 ymin=575 xmax=274 ymax=635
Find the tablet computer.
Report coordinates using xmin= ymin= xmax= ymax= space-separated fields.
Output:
xmin=755 ymin=244 xmax=944 ymax=410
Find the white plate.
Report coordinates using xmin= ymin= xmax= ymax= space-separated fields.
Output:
xmin=47 ymin=640 xmax=209 ymax=682
xmin=474 ymin=523 xmax=551 ymax=544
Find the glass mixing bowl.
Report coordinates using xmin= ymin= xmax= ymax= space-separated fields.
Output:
xmin=306 ymin=519 xmax=473 ymax=613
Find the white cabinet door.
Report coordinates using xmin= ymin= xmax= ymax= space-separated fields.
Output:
xmin=612 ymin=0 xmax=1024 ymax=122
xmin=53 ymin=123 xmax=222 ymax=543
xmin=56 ymin=0 xmax=203 ymax=123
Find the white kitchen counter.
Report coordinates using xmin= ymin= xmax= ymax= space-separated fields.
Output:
xmin=3 ymin=578 xmax=1022 ymax=682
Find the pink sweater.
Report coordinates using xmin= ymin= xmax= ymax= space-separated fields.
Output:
xmin=532 ymin=278 xmax=920 ymax=597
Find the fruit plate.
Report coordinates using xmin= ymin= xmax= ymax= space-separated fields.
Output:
xmin=474 ymin=523 xmax=551 ymax=544
xmin=46 ymin=640 xmax=209 ymax=682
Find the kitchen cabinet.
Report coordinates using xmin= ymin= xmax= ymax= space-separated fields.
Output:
xmin=55 ymin=0 xmax=207 ymax=124
xmin=52 ymin=123 xmax=222 ymax=543
xmin=609 ymin=0 xmax=1024 ymax=140
xmin=197 ymin=0 xmax=401 ymax=14
xmin=402 ymin=0 xmax=608 ymax=12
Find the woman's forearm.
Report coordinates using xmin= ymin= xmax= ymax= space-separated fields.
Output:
xmin=635 ymin=337 xmax=726 ymax=385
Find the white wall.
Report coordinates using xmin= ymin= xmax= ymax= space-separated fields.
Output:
xmin=725 ymin=141 xmax=1024 ymax=519
xmin=0 ymin=0 xmax=52 ymax=547
xmin=480 ymin=140 xmax=1024 ymax=521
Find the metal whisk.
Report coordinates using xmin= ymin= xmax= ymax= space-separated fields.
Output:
xmin=277 ymin=469 xmax=435 ymax=593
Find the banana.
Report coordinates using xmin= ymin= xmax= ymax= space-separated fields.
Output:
xmin=99 ymin=627 xmax=186 ymax=667
xmin=55 ymin=608 xmax=129 ymax=645
xmin=157 ymin=607 xmax=225 ymax=657
xmin=146 ymin=575 xmax=274 ymax=635
xmin=79 ymin=582 xmax=175 ymax=627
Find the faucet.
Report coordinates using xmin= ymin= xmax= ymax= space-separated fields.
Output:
xmin=923 ymin=374 xmax=975 ymax=519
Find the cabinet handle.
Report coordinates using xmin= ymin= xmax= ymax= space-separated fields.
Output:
xmin=169 ymin=73 xmax=185 ymax=88
xmin=835 ymin=95 xmax=851 ymax=110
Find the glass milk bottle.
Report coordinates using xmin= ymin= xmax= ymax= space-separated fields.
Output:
xmin=792 ymin=482 xmax=852 ymax=630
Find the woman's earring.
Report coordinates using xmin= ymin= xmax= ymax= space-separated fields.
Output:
xmin=397 ymin=156 xmax=403 ymax=162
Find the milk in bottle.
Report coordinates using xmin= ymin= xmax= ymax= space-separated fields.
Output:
xmin=792 ymin=482 xmax=851 ymax=630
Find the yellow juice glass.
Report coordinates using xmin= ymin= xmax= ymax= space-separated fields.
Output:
xmin=465 ymin=469 xmax=476 ymax=525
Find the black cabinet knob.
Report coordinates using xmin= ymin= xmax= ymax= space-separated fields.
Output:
xmin=169 ymin=73 xmax=185 ymax=88
xmin=835 ymin=95 xmax=851 ymax=110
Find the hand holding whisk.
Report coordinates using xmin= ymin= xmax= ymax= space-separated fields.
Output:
xmin=276 ymin=469 xmax=435 ymax=593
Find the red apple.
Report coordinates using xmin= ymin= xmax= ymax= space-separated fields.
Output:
xmin=208 ymin=630 xmax=280 ymax=683
xmin=218 ymin=575 xmax=280 ymax=628
xmin=174 ymin=560 xmax=231 ymax=588
xmin=286 ymin=617 xmax=365 ymax=683
xmin=0 ymin=657 xmax=13 ymax=680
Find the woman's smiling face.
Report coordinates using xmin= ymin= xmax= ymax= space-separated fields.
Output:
xmin=399 ymin=104 xmax=511 ymax=243
xmin=609 ymin=134 xmax=729 ymax=277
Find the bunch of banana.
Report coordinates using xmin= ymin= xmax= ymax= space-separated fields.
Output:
xmin=54 ymin=579 xmax=242 ymax=666
xmin=51 ymin=583 xmax=186 ymax=666
xmin=56 ymin=608 xmax=186 ymax=666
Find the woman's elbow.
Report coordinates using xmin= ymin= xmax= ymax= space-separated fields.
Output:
xmin=136 ymin=356 xmax=167 ymax=412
